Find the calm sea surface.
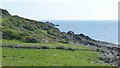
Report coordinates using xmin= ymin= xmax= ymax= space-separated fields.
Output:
xmin=42 ymin=20 xmax=118 ymax=44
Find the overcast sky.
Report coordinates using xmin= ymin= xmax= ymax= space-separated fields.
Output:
xmin=0 ymin=0 xmax=119 ymax=20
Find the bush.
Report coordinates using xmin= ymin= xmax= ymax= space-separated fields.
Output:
xmin=66 ymin=47 xmax=75 ymax=51
xmin=47 ymin=30 xmax=55 ymax=35
xmin=23 ymin=25 xmax=34 ymax=31
xmin=41 ymin=46 xmax=50 ymax=49
xmin=23 ymin=36 xmax=39 ymax=43
xmin=56 ymin=46 xmax=65 ymax=50
xmin=2 ymin=29 xmax=21 ymax=40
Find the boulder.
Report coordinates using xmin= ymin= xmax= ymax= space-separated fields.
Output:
xmin=67 ymin=31 xmax=74 ymax=36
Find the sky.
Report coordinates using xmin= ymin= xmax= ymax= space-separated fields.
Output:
xmin=0 ymin=0 xmax=120 ymax=20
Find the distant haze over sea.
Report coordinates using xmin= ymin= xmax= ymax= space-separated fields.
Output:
xmin=41 ymin=20 xmax=118 ymax=44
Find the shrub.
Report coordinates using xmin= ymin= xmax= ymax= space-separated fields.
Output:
xmin=66 ymin=47 xmax=75 ymax=51
xmin=23 ymin=36 xmax=39 ymax=43
xmin=41 ymin=46 xmax=50 ymax=49
xmin=56 ymin=46 xmax=65 ymax=50
xmin=23 ymin=25 xmax=34 ymax=31
xmin=47 ymin=30 xmax=55 ymax=35
xmin=2 ymin=29 xmax=21 ymax=40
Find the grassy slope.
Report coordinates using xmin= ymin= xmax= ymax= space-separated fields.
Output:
xmin=2 ymin=15 xmax=63 ymax=43
xmin=1 ymin=9 xmax=113 ymax=66
xmin=3 ymin=48 xmax=109 ymax=66
xmin=2 ymin=40 xmax=111 ymax=66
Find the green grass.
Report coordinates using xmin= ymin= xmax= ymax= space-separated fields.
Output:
xmin=2 ymin=39 xmax=111 ymax=66
xmin=35 ymin=29 xmax=48 ymax=34
xmin=2 ymin=39 xmax=24 ymax=44
xmin=2 ymin=48 xmax=110 ymax=66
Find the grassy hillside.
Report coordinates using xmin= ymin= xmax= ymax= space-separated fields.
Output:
xmin=2 ymin=15 xmax=62 ymax=43
xmin=1 ymin=8 xmax=116 ymax=66
xmin=1 ymin=8 xmax=101 ymax=45
xmin=1 ymin=8 xmax=68 ymax=43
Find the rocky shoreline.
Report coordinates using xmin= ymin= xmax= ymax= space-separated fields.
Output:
xmin=66 ymin=32 xmax=120 ymax=66
xmin=81 ymin=39 xmax=120 ymax=66
xmin=98 ymin=45 xmax=120 ymax=66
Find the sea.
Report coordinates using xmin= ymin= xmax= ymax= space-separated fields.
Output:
xmin=42 ymin=20 xmax=118 ymax=44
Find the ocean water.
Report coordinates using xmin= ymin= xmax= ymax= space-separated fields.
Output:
xmin=42 ymin=20 xmax=118 ymax=44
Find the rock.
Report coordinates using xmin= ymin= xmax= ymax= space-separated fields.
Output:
xmin=42 ymin=39 xmax=49 ymax=43
xmin=67 ymin=31 xmax=74 ymax=36
xmin=1 ymin=8 xmax=11 ymax=17
xmin=79 ymin=33 xmax=91 ymax=40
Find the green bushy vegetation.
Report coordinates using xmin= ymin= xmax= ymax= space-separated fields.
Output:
xmin=2 ymin=12 xmax=65 ymax=43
